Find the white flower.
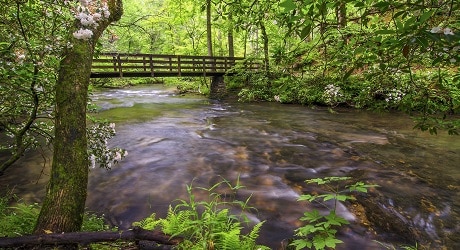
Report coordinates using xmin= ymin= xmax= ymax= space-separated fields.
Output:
xmin=73 ymin=28 xmax=93 ymax=40
xmin=114 ymin=152 xmax=122 ymax=161
xmin=81 ymin=16 xmax=96 ymax=27
xmin=443 ymin=27 xmax=454 ymax=35
xmin=92 ymin=12 xmax=102 ymax=21
xmin=79 ymin=0 xmax=91 ymax=7
xmin=90 ymin=154 xmax=96 ymax=168
xmin=450 ymin=58 xmax=456 ymax=63
xmin=430 ymin=27 xmax=442 ymax=34
xmin=17 ymin=53 xmax=25 ymax=61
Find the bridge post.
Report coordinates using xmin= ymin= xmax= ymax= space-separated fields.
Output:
xmin=210 ymin=76 xmax=226 ymax=99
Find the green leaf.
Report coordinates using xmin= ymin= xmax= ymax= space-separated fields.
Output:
xmin=335 ymin=194 xmax=352 ymax=201
xmin=375 ymin=29 xmax=395 ymax=35
xmin=373 ymin=1 xmax=390 ymax=10
xmin=404 ymin=16 xmax=417 ymax=29
xmin=419 ymin=10 xmax=435 ymax=24
xmin=306 ymin=178 xmax=327 ymax=185
xmin=324 ymin=212 xmax=349 ymax=227
xmin=301 ymin=210 xmax=322 ymax=222
xmin=298 ymin=194 xmax=317 ymax=202
xmin=280 ymin=0 xmax=296 ymax=12
xmin=343 ymin=68 xmax=354 ymax=80
xmin=325 ymin=236 xmax=343 ymax=248
xmin=300 ymin=24 xmax=312 ymax=40
xmin=313 ymin=235 xmax=327 ymax=249
xmin=322 ymin=194 xmax=337 ymax=201
xmin=296 ymin=224 xmax=322 ymax=235
xmin=290 ymin=239 xmax=311 ymax=250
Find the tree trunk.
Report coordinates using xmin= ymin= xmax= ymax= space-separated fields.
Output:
xmin=206 ymin=0 xmax=213 ymax=57
xmin=34 ymin=40 xmax=92 ymax=234
xmin=336 ymin=1 xmax=347 ymax=28
xmin=34 ymin=0 xmax=123 ymax=235
xmin=259 ymin=21 xmax=270 ymax=72
xmin=228 ymin=12 xmax=234 ymax=58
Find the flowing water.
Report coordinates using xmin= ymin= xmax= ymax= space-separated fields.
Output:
xmin=1 ymin=84 xmax=459 ymax=249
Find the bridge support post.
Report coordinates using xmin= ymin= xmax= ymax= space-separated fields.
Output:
xmin=210 ymin=76 xmax=226 ymax=99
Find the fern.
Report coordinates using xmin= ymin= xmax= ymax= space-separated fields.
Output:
xmin=247 ymin=221 xmax=264 ymax=243
xmin=133 ymin=177 xmax=270 ymax=249
xmin=218 ymin=228 xmax=242 ymax=250
xmin=132 ymin=213 xmax=161 ymax=230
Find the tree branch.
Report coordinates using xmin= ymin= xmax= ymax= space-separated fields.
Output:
xmin=0 ymin=227 xmax=182 ymax=248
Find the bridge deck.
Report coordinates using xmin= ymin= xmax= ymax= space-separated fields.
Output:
xmin=91 ymin=53 xmax=258 ymax=78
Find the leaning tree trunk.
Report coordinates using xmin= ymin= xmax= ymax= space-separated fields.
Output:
xmin=34 ymin=0 xmax=123 ymax=235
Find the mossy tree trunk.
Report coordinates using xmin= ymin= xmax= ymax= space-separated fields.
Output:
xmin=34 ymin=0 xmax=123 ymax=235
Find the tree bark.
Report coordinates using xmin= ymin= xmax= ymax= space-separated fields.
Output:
xmin=0 ymin=227 xmax=181 ymax=248
xmin=336 ymin=1 xmax=347 ymax=28
xmin=228 ymin=12 xmax=234 ymax=58
xmin=206 ymin=0 xmax=213 ymax=57
xmin=34 ymin=0 xmax=123 ymax=235
xmin=259 ymin=21 xmax=270 ymax=72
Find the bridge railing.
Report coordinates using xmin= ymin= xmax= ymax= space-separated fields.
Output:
xmin=91 ymin=53 xmax=259 ymax=78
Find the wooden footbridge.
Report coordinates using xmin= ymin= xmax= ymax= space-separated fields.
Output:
xmin=91 ymin=53 xmax=259 ymax=78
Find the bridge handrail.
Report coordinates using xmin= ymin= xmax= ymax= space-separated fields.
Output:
xmin=91 ymin=53 xmax=260 ymax=78
xmin=96 ymin=52 xmax=245 ymax=60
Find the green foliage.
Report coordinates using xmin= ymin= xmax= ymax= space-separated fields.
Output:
xmin=0 ymin=1 xmax=69 ymax=173
xmin=133 ymin=178 xmax=270 ymax=250
xmin=0 ymin=194 xmax=114 ymax=237
xmin=81 ymin=212 xmax=116 ymax=232
xmin=291 ymin=177 xmax=378 ymax=250
xmin=0 ymin=196 xmax=39 ymax=237
xmin=273 ymin=0 xmax=460 ymax=133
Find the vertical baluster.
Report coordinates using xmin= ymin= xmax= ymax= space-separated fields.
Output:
xmin=117 ymin=54 xmax=123 ymax=77
xmin=177 ymin=55 xmax=181 ymax=77
xmin=202 ymin=57 xmax=206 ymax=77
xmin=150 ymin=55 xmax=154 ymax=77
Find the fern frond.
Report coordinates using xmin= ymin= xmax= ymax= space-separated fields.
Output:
xmin=216 ymin=228 xmax=241 ymax=250
xmin=132 ymin=213 xmax=160 ymax=230
xmin=248 ymin=221 xmax=265 ymax=242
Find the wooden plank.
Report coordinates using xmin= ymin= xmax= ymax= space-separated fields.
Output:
xmin=91 ymin=53 xmax=254 ymax=78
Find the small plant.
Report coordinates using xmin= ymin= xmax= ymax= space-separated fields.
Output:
xmin=133 ymin=177 xmax=270 ymax=250
xmin=0 ymin=196 xmax=39 ymax=237
xmin=290 ymin=177 xmax=377 ymax=250
xmin=0 ymin=194 xmax=115 ymax=238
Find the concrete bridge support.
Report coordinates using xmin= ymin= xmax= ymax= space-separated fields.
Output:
xmin=210 ymin=76 xmax=226 ymax=99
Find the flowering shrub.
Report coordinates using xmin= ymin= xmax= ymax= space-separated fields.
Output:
xmin=72 ymin=0 xmax=111 ymax=40
xmin=385 ymin=89 xmax=405 ymax=105
xmin=87 ymin=121 xmax=127 ymax=170
xmin=323 ymin=84 xmax=343 ymax=106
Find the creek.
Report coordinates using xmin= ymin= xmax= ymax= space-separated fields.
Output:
xmin=1 ymin=84 xmax=458 ymax=249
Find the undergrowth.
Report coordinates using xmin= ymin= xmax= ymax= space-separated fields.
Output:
xmin=133 ymin=177 xmax=270 ymax=250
